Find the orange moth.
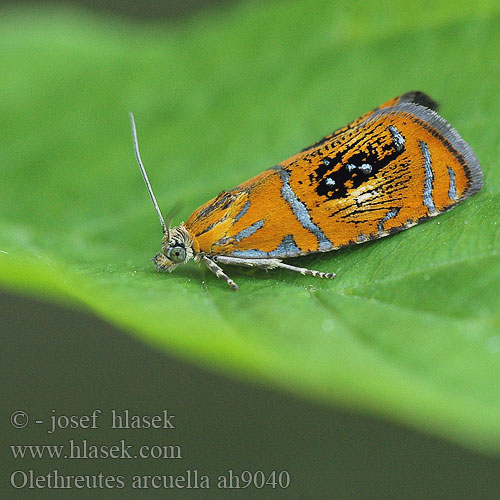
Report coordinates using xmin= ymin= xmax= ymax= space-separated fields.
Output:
xmin=130 ymin=91 xmax=482 ymax=290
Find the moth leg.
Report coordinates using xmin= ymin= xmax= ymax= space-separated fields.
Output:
xmin=201 ymin=255 xmax=238 ymax=291
xmin=214 ymin=256 xmax=281 ymax=269
xmin=214 ymin=256 xmax=336 ymax=279
xmin=271 ymin=261 xmax=336 ymax=279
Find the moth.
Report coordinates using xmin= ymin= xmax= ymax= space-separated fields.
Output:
xmin=130 ymin=91 xmax=482 ymax=290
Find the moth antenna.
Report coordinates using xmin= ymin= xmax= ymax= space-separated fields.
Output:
xmin=129 ymin=112 xmax=169 ymax=238
xmin=165 ymin=201 xmax=184 ymax=229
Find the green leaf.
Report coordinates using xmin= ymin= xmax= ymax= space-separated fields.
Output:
xmin=1 ymin=1 xmax=500 ymax=452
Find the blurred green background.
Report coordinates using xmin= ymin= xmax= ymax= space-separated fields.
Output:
xmin=1 ymin=0 xmax=500 ymax=498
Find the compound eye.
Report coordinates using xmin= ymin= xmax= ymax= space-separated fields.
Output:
xmin=167 ymin=246 xmax=186 ymax=263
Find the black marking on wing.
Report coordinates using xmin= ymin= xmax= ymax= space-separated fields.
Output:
xmin=326 ymin=159 xmax=410 ymax=220
xmin=195 ymin=190 xmax=236 ymax=220
xmin=311 ymin=133 xmax=406 ymax=201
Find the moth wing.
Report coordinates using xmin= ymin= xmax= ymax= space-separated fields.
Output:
xmin=187 ymin=96 xmax=480 ymax=259
xmin=187 ymin=168 xmax=312 ymax=257
xmin=286 ymin=101 xmax=482 ymax=250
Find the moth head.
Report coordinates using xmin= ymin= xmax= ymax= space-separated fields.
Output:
xmin=153 ymin=224 xmax=194 ymax=272
xmin=129 ymin=112 xmax=194 ymax=273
